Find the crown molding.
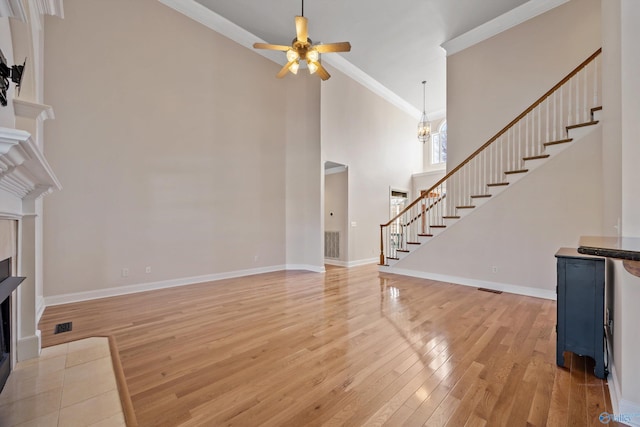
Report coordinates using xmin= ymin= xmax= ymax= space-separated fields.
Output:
xmin=157 ymin=0 xmax=421 ymax=119
xmin=441 ymin=0 xmax=570 ymax=56
xmin=0 ymin=0 xmax=26 ymax=20
xmin=0 ymin=127 xmax=61 ymax=200
xmin=13 ymin=99 xmax=55 ymax=122
xmin=322 ymin=54 xmax=421 ymax=119
xmin=30 ymin=0 xmax=63 ymax=19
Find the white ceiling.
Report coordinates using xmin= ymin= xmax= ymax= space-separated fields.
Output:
xmin=171 ymin=0 xmax=565 ymax=119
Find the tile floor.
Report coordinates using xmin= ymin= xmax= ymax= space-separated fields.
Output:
xmin=0 ymin=337 xmax=126 ymax=426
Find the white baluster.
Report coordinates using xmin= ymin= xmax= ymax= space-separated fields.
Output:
xmin=546 ymin=97 xmax=550 ymax=143
xmin=583 ymin=68 xmax=587 ymax=122
xmin=594 ymin=57 xmax=599 ymax=106
xmin=553 ymin=91 xmax=557 ymax=141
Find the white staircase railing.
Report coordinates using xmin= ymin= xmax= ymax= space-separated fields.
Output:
xmin=380 ymin=48 xmax=602 ymax=265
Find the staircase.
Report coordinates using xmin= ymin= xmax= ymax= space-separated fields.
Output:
xmin=379 ymin=49 xmax=602 ymax=267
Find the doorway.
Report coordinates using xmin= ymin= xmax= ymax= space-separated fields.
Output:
xmin=324 ymin=161 xmax=348 ymax=265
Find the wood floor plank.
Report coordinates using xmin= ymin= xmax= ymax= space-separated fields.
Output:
xmin=38 ymin=264 xmax=615 ymax=426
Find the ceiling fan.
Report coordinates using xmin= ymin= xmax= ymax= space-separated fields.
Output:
xmin=253 ymin=0 xmax=351 ymax=81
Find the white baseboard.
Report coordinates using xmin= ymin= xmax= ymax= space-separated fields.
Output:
xmin=379 ymin=266 xmax=557 ymax=300
xmin=17 ymin=331 xmax=41 ymax=362
xmin=324 ymin=257 xmax=378 ymax=268
xmin=618 ymin=398 xmax=640 ymax=427
xmin=609 ymin=363 xmax=622 ymax=415
xmin=43 ymin=264 xmax=331 ymax=307
xmin=44 ymin=266 xmax=288 ymax=306
xmin=285 ymin=264 xmax=326 ymax=273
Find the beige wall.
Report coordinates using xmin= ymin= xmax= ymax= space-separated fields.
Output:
xmin=321 ymin=66 xmax=422 ymax=263
xmin=285 ymin=74 xmax=323 ymax=270
xmin=43 ymin=0 xmax=296 ymax=296
xmin=447 ymin=0 xmax=601 ymax=170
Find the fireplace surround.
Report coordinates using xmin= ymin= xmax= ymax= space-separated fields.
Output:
xmin=0 ymin=257 xmax=25 ymax=392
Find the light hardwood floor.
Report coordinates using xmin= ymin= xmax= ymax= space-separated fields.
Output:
xmin=39 ymin=264 xmax=619 ymax=426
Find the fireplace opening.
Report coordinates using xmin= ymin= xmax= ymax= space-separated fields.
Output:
xmin=0 ymin=258 xmax=26 ymax=392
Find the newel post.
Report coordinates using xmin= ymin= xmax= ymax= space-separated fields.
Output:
xmin=379 ymin=225 xmax=385 ymax=266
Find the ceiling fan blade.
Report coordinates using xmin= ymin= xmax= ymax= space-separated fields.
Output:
xmin=295 ymin=16 xmax=308 ymax=43
xmin=313 ymin=42 xmax=351 ymax=53
xmin=316 ymin=63 xmax=331 ymax=81
xmin=277 ymin=61 xmax=296 ymax=78
xmin=253 ymin=43 xmax=291 ymax=51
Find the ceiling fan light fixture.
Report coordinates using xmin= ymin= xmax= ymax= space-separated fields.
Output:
xmin=417 ymin=81 xmax=431 ymax=143
xmin=286 ymin=49 xmax=299 ymax=63
xmin=252 ymin=0 xmax=350 ymax=81
xmin=289 ymin=60 xmax=300 ymax=75
xmin=307 ymin=49 xmax=319 ymax=63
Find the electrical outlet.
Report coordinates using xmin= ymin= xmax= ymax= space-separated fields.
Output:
xmin=145 ymin=266 xmax=151 ymax=273
xmin=122 ymin=268 xmax=129 ymax=277
xmin=492 ymin=266 xmax=498 ymax=273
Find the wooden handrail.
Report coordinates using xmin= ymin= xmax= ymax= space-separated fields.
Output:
xmin=381 ymin=48 xmax=601 ymax=229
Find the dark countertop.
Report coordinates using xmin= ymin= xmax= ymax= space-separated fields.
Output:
xmin=577 ymin=236 xmax=640 ymax=261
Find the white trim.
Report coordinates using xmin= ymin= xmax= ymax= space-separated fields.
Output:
xmin=441 ymin=0 xmax=569 ymax=56
xmin=0 ymin=126 xmax=62 ymax=200
xmin=0 ymin=128 xmax=29 ymax=155
xmin=13 ymin=99 xmax=55 ymax=122
xmin=31 ymin=0 xmax=64 ymax=19
xmin=325 ymin=165 xmax=347 ymax=175
xmin=608 ymin=363 xmax=622 ymax=415
xmin=35 ymin=295 xmax=44 ymax=323
xmin=44 ymin=265 xmax=286 ymax=306
xmin=412 ymin=170 xmax=446 ymax=180
xmin=43 ymin=264 xmax=327 ymax=306
xmin=324 ymin=257 xmax=378 ymax=268
xmin=380 ymin=266 xmax=557 ymax=300
xmin=285 ymin=264 xmax=326 ymax=273
xmin=0 ymin=0 xmax=26 ymax=21
xmin=156 ymin=0 xmax=421 ymax=119
xmin=17 ymin=332 xmax=40 ymax=361
xmin=0 ymin=211 xmax=23 ymax=220
xmin=322 ymin=54 xmax=421 ymax=118
xmin=618 ymin=399 xmax=640 ymax=427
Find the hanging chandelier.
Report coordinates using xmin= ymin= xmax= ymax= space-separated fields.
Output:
xmin=417 ymin=81 xmax=431 ymax=143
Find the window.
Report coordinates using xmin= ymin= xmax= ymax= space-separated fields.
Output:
xmin=431 ymin=121 xmax=447 ymax=165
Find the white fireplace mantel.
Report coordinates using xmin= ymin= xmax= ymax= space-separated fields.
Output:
xmin=0 ymin=126 xmax=61 ymax=203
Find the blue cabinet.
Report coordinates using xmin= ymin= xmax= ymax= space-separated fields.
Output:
xmin=555 ymin=248 xmax=606 ymax=379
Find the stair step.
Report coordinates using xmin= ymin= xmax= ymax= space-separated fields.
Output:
xmin=566 ymin=120 xmax=599 ymax=131
xmin=387 ymin=257 xmax=399 ymax=261
xmin=470 ymin=194 xmax=492 ymax=198
xmin=591 ymin=106 xmax=602 ymax=114
xmin=418 ymin=233 xmax=433 ymax=237
xmin=523 ymin=154 xmax=550 ymax=161
xmin=544 ymin=138 xmax=573 ymax=147
xmin=407 ymin=242 xmax=421 ymax=245
xmin=396 ymin=249 xmax=409 ymax=253
xmin=456 ymin=206 xmax=475 ymax=209
xmin=504 ymin=169 xmax=528 ymax=175
xmin=430 ymin=225 xmax=446 ymax=228
xmin=487 ymin=182 xmax=509 ymax=187
xmin=442 ymin=216 xmax=461 ymax=219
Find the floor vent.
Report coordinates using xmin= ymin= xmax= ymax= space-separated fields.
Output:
xmin=54 ymin=322 xmax=73 ymax=334
xmin=478 ymin=288 xmax=503 ymax=294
